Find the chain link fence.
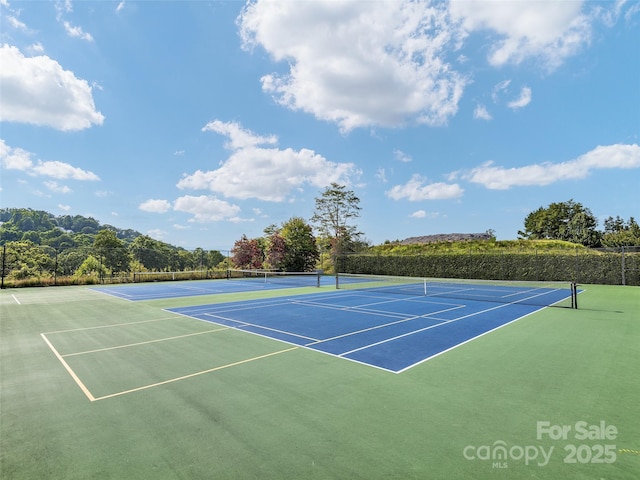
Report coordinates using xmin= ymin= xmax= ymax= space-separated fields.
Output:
xmin=0 ymin=243 xmax=231 ymax=288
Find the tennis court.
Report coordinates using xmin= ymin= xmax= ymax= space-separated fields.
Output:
xmin=91 ymin=270 xmax=327 ymax=301
xmin=2 ymin=281 xmax=638 ymax=479
xmin=168 ymin=290 xmax=559 ymax=373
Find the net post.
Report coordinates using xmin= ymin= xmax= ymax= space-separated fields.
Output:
xmin=423 ymin=278 xmax=427 ymax=296
xmin=571 ymin=282 xmax=578 ymax=309
xmin=336 ymin=272 xmax=340 ymax=289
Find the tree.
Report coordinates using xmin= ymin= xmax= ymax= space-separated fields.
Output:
xmin=231 ymin=235 xmax=263 ymax=269
xmin=74 ymin=255 xmax=109 ymax=278
xmin=264 ymin=230 xmax=287 ymax=270
xmin=518 ymin=200 xmax=601 ymax=247
xmin=206 ymin=250 xmax=226 ymax=268
xmin=280 ymin=217 xmax=319 ymax=271
xmin=602 ymin=216 xmax=640 ymax=247
xmin=93 ymin=230 xmax=130 ymax=274
xmin=311 ymin=183 xmax=362 ymax=260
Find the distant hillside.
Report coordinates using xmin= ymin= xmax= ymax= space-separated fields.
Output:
xmin=0 ymin=208 xmax=142 ymax=247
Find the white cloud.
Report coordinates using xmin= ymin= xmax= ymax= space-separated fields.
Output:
xmin=62 ymin=20 xmax=93 ymax=41
xmin=202 ymin=120 xmax=277 ymax=149
xmin=394 ymin=149 xmax=412 ymax=163
xmin=29 ymin=43 xmax=45 ymax=53
xmin=460 ymin=144 xmax=640 ymax=189
xmin=55 ymin=0 xmax=93 ymax=41
xmin=0 ymin=139 xmax=100 ymax=180
xmin=31 ymin=160 xmax=99 ymax=180
xmin=387 ymin=174 xmax=464 ymax=201
xmin=44 ymin=180 xmax=71 ymax=194
xmin=139 ymin=199 xmax=172 ymax=213
xmin=449 ymin=0 xmax=592 ymax=70
xmin=58 ymin=204 xmax=72 ymax=211
xmin=173 ymin=195 xmax=241 ymax=223
xmin=410 ymin=210 xmax=442 ymax=219
xmin=473 ymin=104 xmax=492 ymax=120
xmin=0 ymin=140 xmax=33 ymax=170
xmin=1 ymin=1 xmax=30 ymax=32
xmin=0 ymin=45 xmax=104 ymax=131
xmin=239 ymin=1 xmax=467 ymax=131
xmin=492 ymin=80 xmax=511 ymax=102
xmin=179 ymin=120 xmax=361 ymax=201
xmin=507 ymin=86 xmax=532 ymax=109
xmin=376 ymin=168 xmax=388 ymax=183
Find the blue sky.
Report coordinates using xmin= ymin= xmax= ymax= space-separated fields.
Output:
xmin=1 ymin=0 xmax=639 ymax=250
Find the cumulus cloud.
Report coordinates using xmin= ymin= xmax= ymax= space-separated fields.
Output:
xmin=178 ymin=120 xmax=360 ymax=201
xmin=239 ymin=0 xmax=467 ymax=131
xmin=139 ymin=199 xmax=172 ymax=213
xmin=31 ymin=160 xmax=100 ymax=180
xmin=173 ymin=195 xmax=242 ymax=223
xmin=458 ymin=144 xmax=640 ymax=189
xmin=0 ymin=139 xmax=100 ymax=180
xmin=138 ymin=195 xmax=242 ymax=223
xmin=386 ymin=174 xmax=464 ymax=201
xmin=0 ymin=45 xmax=104 ymax=131
xmin=449 ymin=0 xmax=592 ymax=70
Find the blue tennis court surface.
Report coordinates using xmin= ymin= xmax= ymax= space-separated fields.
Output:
xmin=167 ymin=290 xmax=558 ymax=373
xmin=90 ymin=277 xmax=334 ymax=301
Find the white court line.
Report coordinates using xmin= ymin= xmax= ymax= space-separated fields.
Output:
xmin=395 ymin=308 xmax=544 ymax=373
xmin=92 ymin=347 xmax=298 ymax=402
xmin=305 ymin=308 xmax=460 ymax=347
xmin=43 ymin=316 xmax=180 ymax=335
xmin=339 ymin=301 xmax=516 ymax=357
xmin=11 ymin=294 xmax=20 ymax=304
xmin=62 ymin=327 xmax=229 ymax=357
xmin=203 ymin=313 xmax=321 ymax=342
xmin=41 ymin=333 xmax=96 ymax=402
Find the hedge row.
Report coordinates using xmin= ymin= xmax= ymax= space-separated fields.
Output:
xmin=337 ymin=251 xmax=640 ymax=286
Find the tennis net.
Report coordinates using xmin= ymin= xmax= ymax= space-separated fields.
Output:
xmin=227 ymin=269 xmax=321 ymax=288
xmin=336 ymin=273 xmax=577 ymax=308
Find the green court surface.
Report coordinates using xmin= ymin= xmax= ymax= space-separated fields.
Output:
xmin=1 ymin=283 xmax=638 ymax=479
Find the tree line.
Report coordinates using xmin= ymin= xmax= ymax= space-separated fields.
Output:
xmin=1 ymin=193 xmax=637 ymax=286
xmin=518 ymin=200 xmax=639 ymax=248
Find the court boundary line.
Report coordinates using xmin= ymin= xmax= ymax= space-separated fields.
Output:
xmin=42 ymin=321 xmax=299 ymax=401
xmin=203 ymin=312 xmax=321 ymax=342
xmin=43 ymin=315 xmax=182 ymax=335
xmin=62 ymin=327 xmax=229 ymax=357
xmin=396 ymin=308 xmax=543 ymax=373
xmin=41 ymin=333 xmax=96 ymax=402
xmin=91 ymin=347 xmax=298 ymax=402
